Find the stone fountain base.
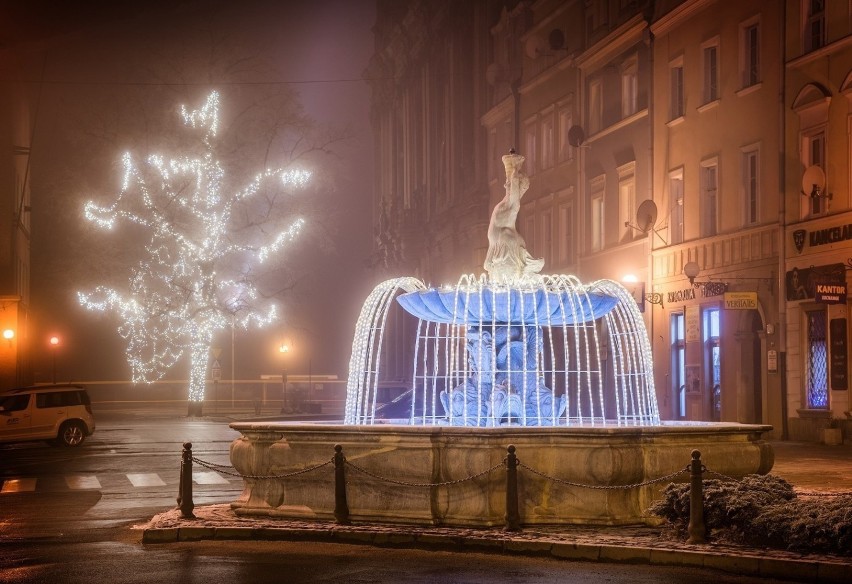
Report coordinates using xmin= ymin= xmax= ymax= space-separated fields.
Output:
xmin=228 ymin=422 xmax=773 ymax=527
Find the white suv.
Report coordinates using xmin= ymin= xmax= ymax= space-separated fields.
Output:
xmin=0 ymin=384 xmax=96 ymax=447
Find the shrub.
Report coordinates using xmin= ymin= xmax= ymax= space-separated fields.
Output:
xmin=647 ymin=474 xmax=852 ymax=555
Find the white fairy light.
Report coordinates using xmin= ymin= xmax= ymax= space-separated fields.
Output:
xmin=79 ymin=91 xmax=311 ymax=406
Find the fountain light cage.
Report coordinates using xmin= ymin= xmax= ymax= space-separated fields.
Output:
xmin=346 ymin=273 xmax=659 ymax=427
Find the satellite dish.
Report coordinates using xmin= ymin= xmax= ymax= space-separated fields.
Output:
xmin=802 ymin=165 xmax=826 ymax=195
xmin=635 ymin=200 xmax=658 ymax=232
xmin=567 ymin=125 xmax=585 ymax=147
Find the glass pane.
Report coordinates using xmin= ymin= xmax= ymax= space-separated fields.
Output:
xmin=807 ymin=311 xmax=828 ymax=408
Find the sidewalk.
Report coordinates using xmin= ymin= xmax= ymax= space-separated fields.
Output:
xmin=139 ymin=436 xmax=851 ymax=583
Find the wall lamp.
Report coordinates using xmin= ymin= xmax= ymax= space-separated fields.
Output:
xmin=683 ymin=262 xmax=728 ymax=296
xmin=621 ymin=276 xmax=664 ymax=310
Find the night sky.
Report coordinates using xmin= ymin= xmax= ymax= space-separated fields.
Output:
xmin=2 ymin=0 xmax=377 ymax=383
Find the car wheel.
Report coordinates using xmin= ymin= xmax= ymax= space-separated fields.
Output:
xmin=58 ymin=421 xmax=86 ymax=447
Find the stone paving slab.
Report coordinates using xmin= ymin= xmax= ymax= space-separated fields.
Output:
xmin=138 ymin=504 xmax=852 ymax=583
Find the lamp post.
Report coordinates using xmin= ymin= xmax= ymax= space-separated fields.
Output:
xmin=279 ymin=342 xmax=290 ymax=414
xmin=49 ymin=336 xmax=60 ymax=384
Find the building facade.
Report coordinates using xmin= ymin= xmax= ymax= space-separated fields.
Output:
xmin=366 ymin=0 xmax=850 ymax=440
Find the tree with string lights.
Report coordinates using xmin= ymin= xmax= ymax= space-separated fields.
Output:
xmin=78 ymin=91 xmax=311 ymax=415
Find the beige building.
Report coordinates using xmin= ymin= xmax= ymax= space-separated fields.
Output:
xmin=366 ymin=0 xmax=849 ymax=440
xmin=0 ymin=48 xmax=37 ymax=390
xmin=783 ymin=0 xmax=852 ymax=441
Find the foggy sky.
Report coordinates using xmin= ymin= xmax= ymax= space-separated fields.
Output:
xmin=16 ymin=0 xmax=377 ymax=383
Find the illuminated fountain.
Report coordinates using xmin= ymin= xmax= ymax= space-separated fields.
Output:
xmin=229 ymin=151 xmax=773 ymax=527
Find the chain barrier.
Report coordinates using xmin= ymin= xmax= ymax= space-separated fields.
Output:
xmin=795 ymin=490 xmax=850 ymax=497
xmin=344 ymin=458 xmax=506 ymax=488
xmin=191 ymin=456 xmax=333 ymax=480
xmin=516 ymin=460 xmax=690 ymax=490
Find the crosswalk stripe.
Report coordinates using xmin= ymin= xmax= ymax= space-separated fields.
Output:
xmin=126 ymin=473 xmax=166 ymax=487
xmin=65 ymin=475 xmax=102 ymax=490
xmin=193 ymin=471 xmax=230 ymax=485
xmin=2 ymin=471 xmax=233 ymax=493
xmin=1 ymin=478 xmax=37 ymax=493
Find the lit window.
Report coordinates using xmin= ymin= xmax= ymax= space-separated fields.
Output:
xmin=704 ymin=307 xmax=721 ymax=421
xmin=806 ymin=310 xmax=828 ymax=409
xmin=672 ymin=313 xmax=686 ymax=418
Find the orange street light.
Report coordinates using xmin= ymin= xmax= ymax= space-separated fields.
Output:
xmin=49 ymin=335 xmax=61 ymax=384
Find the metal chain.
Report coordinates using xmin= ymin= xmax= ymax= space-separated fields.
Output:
xmin=192 ymin=456 xmax=333 ymax=480
xmin=344 ymin=458 xmax=505 ymax=488
xmin=517 ymin=461 xmax=689 ymax=490
xmin=795 ymin=491 xmax=851 ymax=497
xmin=703 ymin=468 xmax=739 ymax=482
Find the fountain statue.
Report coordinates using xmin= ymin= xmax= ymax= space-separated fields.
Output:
xmin=229 ymin=150 xmax=774 ymax=528
xmin=484 ymin=150 xmax=545 ymax=284
xmin=347 ymin=150 xmax=655 ymax=427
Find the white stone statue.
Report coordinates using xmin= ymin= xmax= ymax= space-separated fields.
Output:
xmin=484 ymin=150 xmax=544 ymax=284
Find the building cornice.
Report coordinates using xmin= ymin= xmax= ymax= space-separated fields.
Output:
xmin=481 ymin=95 xmax=514 ymax=128
xmin=786 ymin=34 xmax=852 ymax=70
xmin=575 ymin=15 xmax=647 ymax=73
xmin=650 ymin=0 xmax=717 ymax=38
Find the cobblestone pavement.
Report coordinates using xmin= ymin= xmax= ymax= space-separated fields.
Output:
xmin=139 ymin=439 xmax=851 ymax=583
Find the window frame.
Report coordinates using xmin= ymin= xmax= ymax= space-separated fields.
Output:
xmin=701 ymin=38 xmax=720 ymax=104
xmin=700 ymin=157 xmax=719 ymax=237
xmin=740 ymin=16 xmax=761 ymax=89
xmin=669 ymin=57 xmax=684 ymax=121
xmin=741 ymin=144 xmax=760 ymax=226
xmin=669 ymin=168 xmax=684 ymax=245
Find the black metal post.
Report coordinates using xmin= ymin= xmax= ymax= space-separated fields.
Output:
xmin=333 ymin=444 xmax=350 ymax=525
xmin=177 ymin=442 xmax=195 ymax=518
xmin=505 ymin=444 xmax=521 ymax=531
xmin=687 ymin=449 xmax=705 ymax=543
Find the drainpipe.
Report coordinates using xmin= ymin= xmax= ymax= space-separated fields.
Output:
xmin=778 ymin=1 xmax=789 ymax=440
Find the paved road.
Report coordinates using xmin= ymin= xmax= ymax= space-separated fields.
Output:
xmin=0 ymin=409 xmax=844 ymax=583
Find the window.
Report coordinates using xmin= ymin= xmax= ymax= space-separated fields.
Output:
xmin=524 ymin=119 xmax=537 ymax=175
xmin=589 ymin=78 xmax=603 ymax=134
xmin=741 ymin=19 xmax=760 ymax=88
xmin=621 ymin=56 xmax=638 ymax=118
xmin=558 ymin=108 xmax=574 ymax=162
xmin=804 ymin=0 xmax=825 ymax=53
xmin=541 ymin=114 xmax=555 ymax=169
xmin=558 ymin=201 xmax=575 ymax=264
xmin=704 ymin=308 xmax=721 ymax=421
xmin=671 ymin=313 xmax=686 ymax=419
xmin=618 ymin=162 xmax=636 ymax=242
xmin=702 ymin=41 xmax=719 ymax=103
xmin=742 ymin=146 xmax=759 ymax=225
xmin=701 ymin=159 xmax=718 ymax=237
xmin=806 ymin=310 xmax=828 ymax=409
xmin=670 ymin=169 xmax=684 ymax=244
xmin=590 ymin=175 xmax=605 ymax=252
xmin=540 ymin=210 xmax=552 ymax=262
xmin=670 ymin=60 xmax=684 ymax=120
xmin=0 ymin=394 xmax=30 ymax=412
xmin=805 ymin=131 xmax=827 ymax=215
xmin=524 ymin=215 xmax=536 ymax=257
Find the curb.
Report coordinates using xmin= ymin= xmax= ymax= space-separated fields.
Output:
xmin=142 ymin=525 xmax=851 ymax=583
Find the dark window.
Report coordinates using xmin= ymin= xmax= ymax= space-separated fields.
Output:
xmin=0 ymin=394 xmax=30 ymax=412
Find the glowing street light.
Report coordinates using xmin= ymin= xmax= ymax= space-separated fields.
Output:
xmin=49 ymin=336 xmax=60 ymax=384
xmin=2 ymin=329 xmax=13 ymax=346
xmin=279 ymin=342 xmax=290 ymax=414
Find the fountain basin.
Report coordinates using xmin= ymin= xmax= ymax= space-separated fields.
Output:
xmin=396 ymin=287 xmax=619 ymax=325
xmin=229 ymin=421 xmax=773 ymax=527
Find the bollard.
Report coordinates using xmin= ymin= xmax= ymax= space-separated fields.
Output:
xmin=177 ymin=442 xmax=195 ymax=519
xmin=333 ymin=444 xmax=350 ymax=525
xmin=687 ymin=449 xmax=705 ymax=543
xmin=505 ymin=444 xmax=521 ymax=531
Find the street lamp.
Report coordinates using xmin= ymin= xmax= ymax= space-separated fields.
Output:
xmin=49 ymin=336 xmax=60 ymax=384
xmin=2 ymin=329 xmax=13 ymax=347
xmin=279 ymin=342 xmax=290 ymax=414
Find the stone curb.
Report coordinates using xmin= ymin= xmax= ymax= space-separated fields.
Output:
xmin=141 ymin=526 xmax=852 ymax=583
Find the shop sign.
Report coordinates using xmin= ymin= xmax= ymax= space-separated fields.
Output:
xmin=723 ymin=292 xmax=757 ymax=310
xmin=815 ymin=282 xmax=847 ymax=304
xmin=786 ymin=263 xmax=845 ymax=301
xmin=830 ymin=319 xmax=847 ymax=391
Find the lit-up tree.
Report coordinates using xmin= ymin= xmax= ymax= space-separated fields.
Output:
xmin=79 ymin=92 xmax=310 ymax=414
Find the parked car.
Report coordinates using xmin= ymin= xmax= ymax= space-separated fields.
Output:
xmin=0 ymin=384 xmax=96 ymax=447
